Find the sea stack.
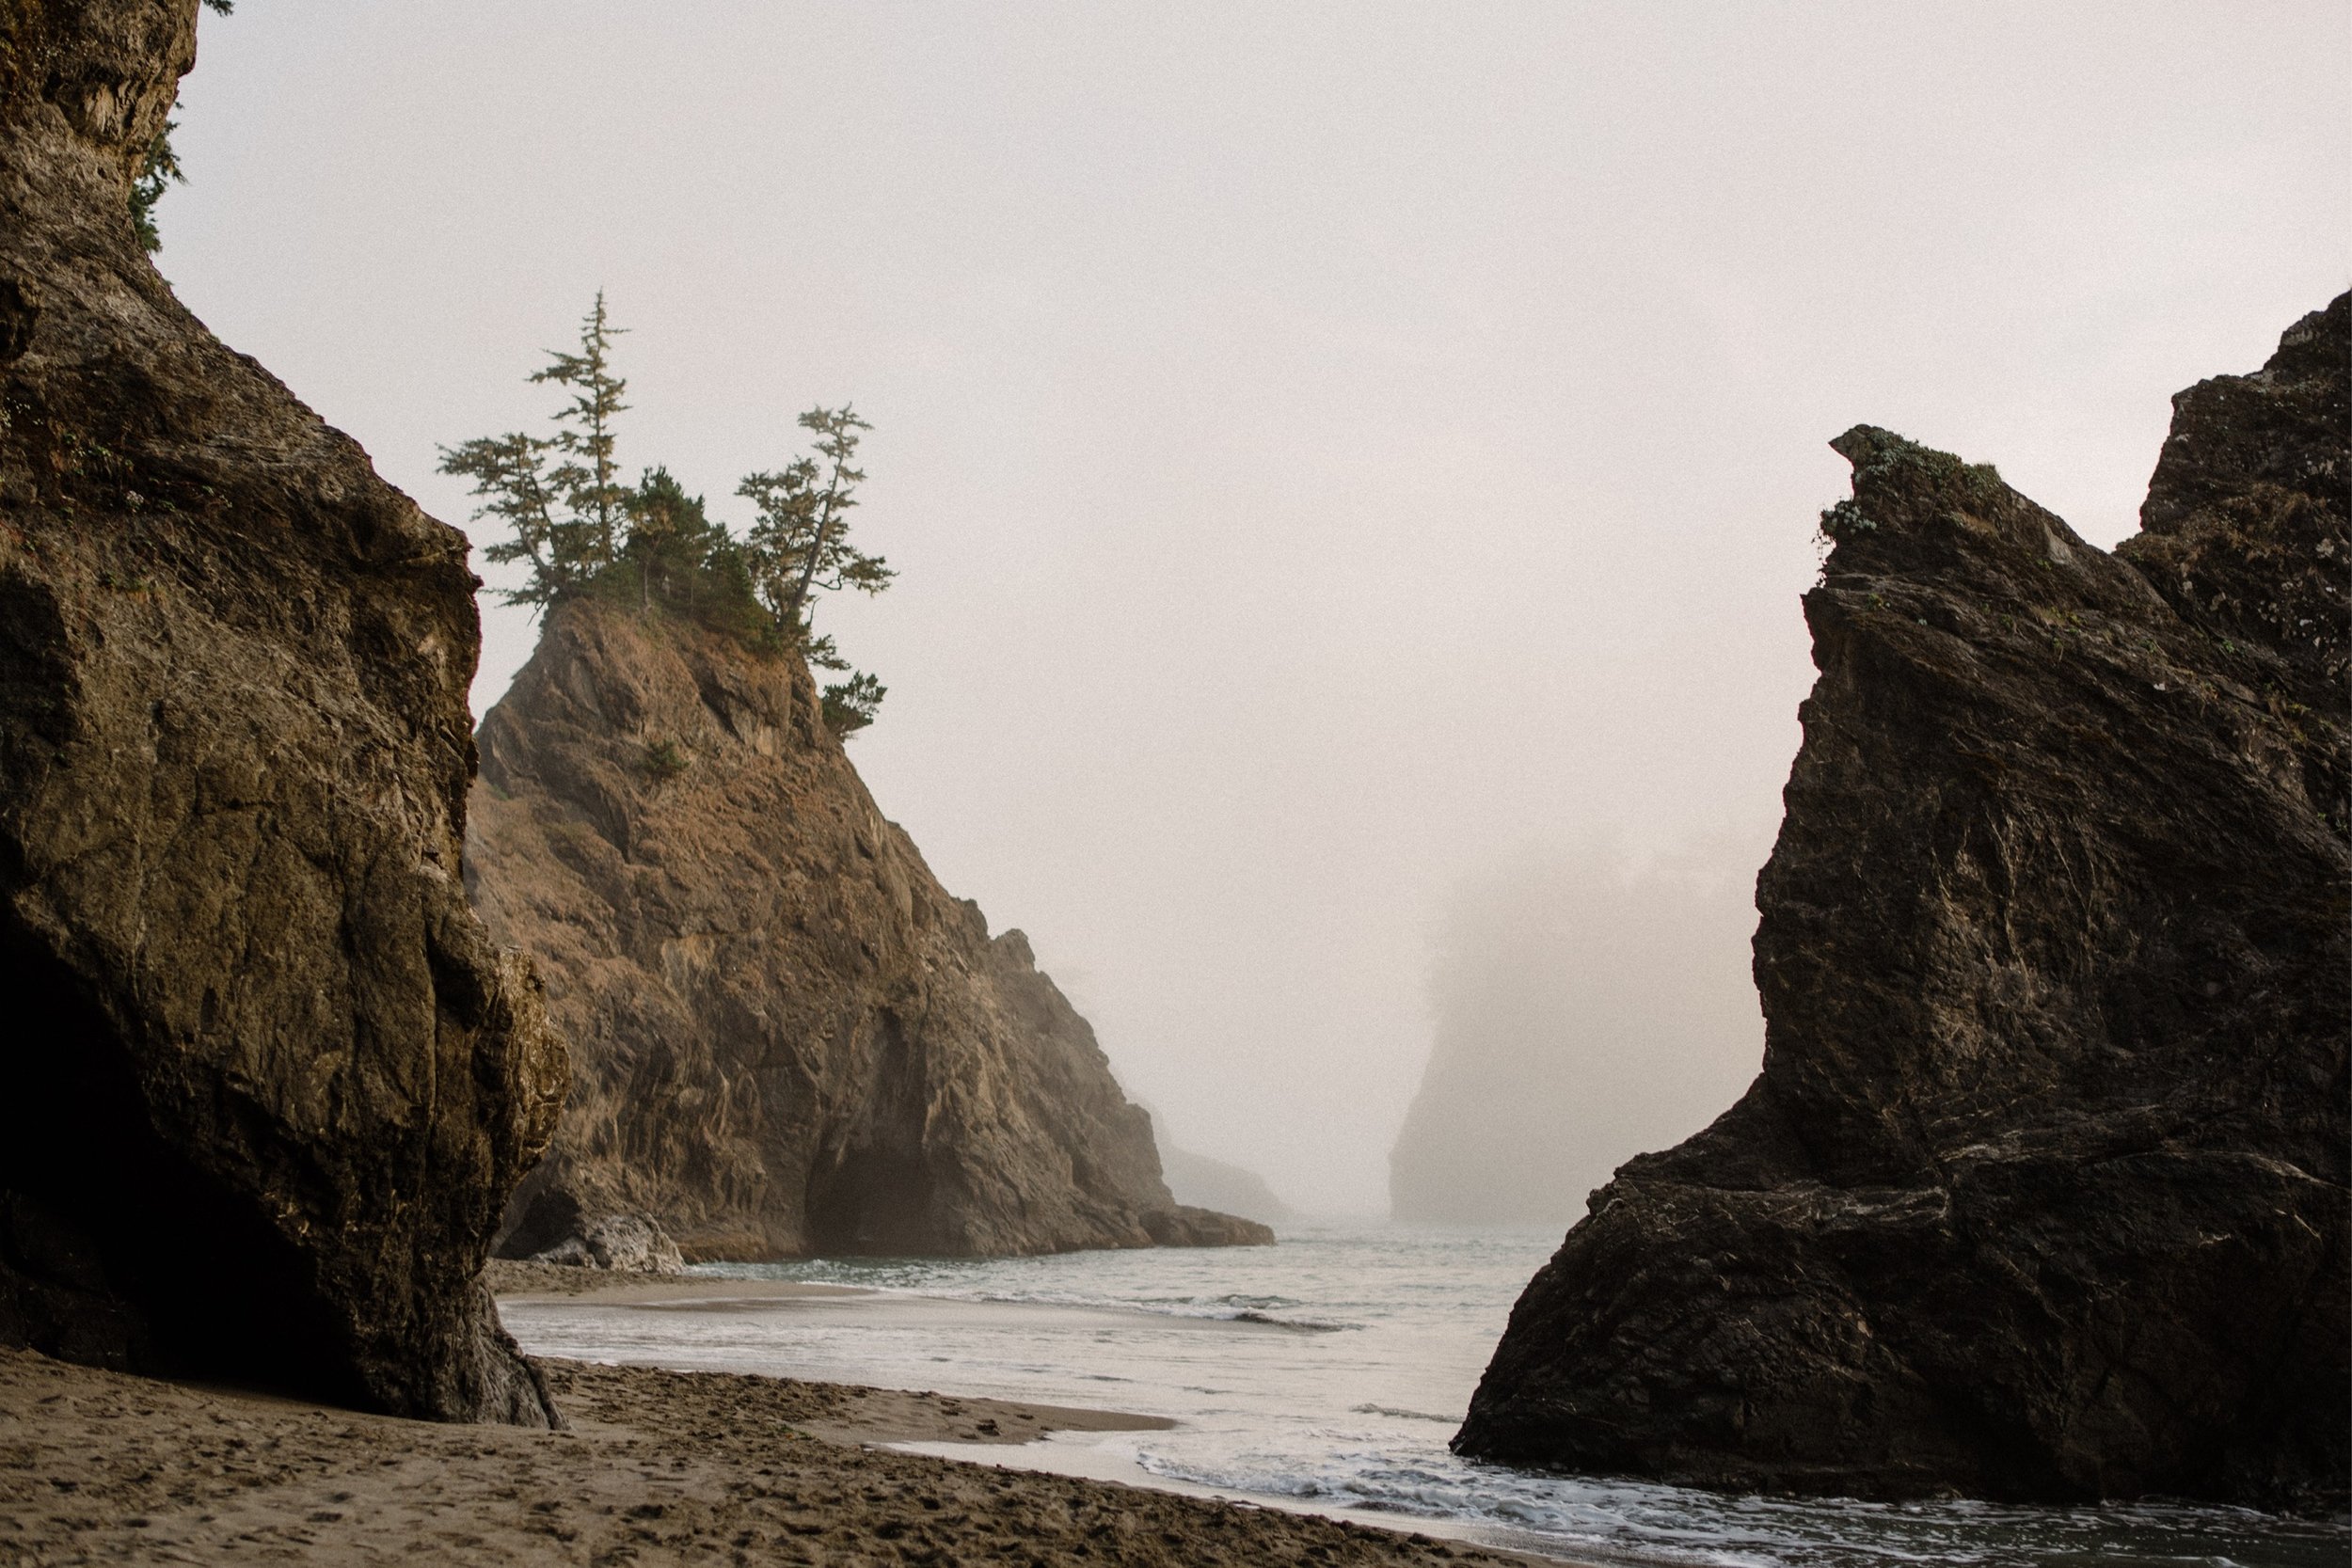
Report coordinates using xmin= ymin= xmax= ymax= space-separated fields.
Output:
xmin=1388 ymin=848 xmax=1764 ymax=1228
xmin=0 ymin=2 xmax=564 ymax=1422
xmin=1454 ymin=297 xmax=2349 ymax=1507
xmin=467 ymin=599 xmax=1271 ymax=1259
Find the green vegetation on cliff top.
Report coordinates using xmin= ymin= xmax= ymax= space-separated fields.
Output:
xmin=439 ymin=295 xmax=894 ymax=736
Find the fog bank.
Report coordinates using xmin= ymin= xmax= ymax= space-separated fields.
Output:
xmin=1391 ymin=834 xmax=1770 ymax=1228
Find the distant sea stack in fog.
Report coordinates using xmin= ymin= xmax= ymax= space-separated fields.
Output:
xmin=1159 ymin=1147 xmax=1296 ymax=1228
xmin=467 ymin=599 xmax=1271 ymax=1260
xmin=1388 ymin=846 xmax=1764 ymax=1227
xmin=1455 ymin=297 xmax=2350 ymax=1508
xmin=0 ymin=5 xmax=561 ymax=1423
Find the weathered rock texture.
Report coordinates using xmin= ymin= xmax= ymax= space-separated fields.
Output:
xmin=1456 ymin=297 xmax=2350 ymax=1508
xmin=0 ymin=4 xmax=565 ymax=1422
xmin=468 ymin=600 xmax=1272 ymax=1260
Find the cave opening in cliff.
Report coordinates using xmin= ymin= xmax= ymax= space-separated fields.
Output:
xmin=0 ymin=922 xmax=367 ymax=1409
xmin=805 ymin=1144 xmax=939 ymax=1256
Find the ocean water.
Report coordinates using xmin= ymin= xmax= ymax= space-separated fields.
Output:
xmin=498 ymin=1225 xmax=2347 ymax=1568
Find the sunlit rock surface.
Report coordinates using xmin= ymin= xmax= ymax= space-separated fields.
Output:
xmin=468 ymin=599 xmax=1272 ymax=1260
xmin=1455 ymin=297 xmax=2350 ymax=1508
xmin=0 ymin=1 xmax=564 ymax=1424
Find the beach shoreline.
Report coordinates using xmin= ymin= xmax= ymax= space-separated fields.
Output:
xmin=0 ymin=1334 xmax=1562 ymax=1566
xmin=485 ymin=1259 xmax=1612 ymax=1562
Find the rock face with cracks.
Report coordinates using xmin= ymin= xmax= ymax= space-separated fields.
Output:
xmin=468 ymin=599 xmax=1271 ymax=1261
xmin=0 ymin=3 xmax=566 ymax=1422
xmin=1455 ymin=297 xmax=2350 ymax=1508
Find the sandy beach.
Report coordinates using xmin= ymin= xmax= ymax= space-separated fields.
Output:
xmin=0 ymin=1265 xmax=1554 ymax=1566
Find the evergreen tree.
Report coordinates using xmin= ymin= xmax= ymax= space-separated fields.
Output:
xmin=439 ymin=305 xmax=897 ymax=735
xmin=820 ymin=671 xmax=887 ymax=736
xmin=625 ymin=466 xmax=764 ymax=634
xmin=739 ymin=404 xmax=896 ymax=736
xmin=437 ymin=431 xmax=579 ymax=609
xmin=739 ymin=405 xmax=893 ymax=632
xmin=437 ymin=293 xmax=632 ymax=607
xmin=129 ymin=119 xmax=183 ymax=254
xmin=625 ymin=466 xmax=690 ymax=609
xmin=532 ymin=293 xmax=631 ymax=565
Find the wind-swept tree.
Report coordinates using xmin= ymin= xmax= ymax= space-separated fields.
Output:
xmin=739 ymin=405 xmax=893 ymax=629
xmin=437 ymin=431 xmax=578 ymax=608
xmin=438 ymin=293 xmax=633 ymax=607
xmin=533 ymin=293 xmax=632 ymax=565
xmin=739 ymin=405 xmax=896 ymax=735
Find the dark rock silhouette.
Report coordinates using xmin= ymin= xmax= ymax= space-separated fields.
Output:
xmin=0 ymin=2 xmax=564 ymax=1423
xmin=467 ymin=600 xmax=1272 ymax=1260
xmin=1455 ymin=296 xmax=2349 ymax=1508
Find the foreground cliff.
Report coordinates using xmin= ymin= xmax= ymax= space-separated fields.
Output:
xmin=1456 ymin=297 xmax=2349 ymax=1507
xmin=0 ymin=4 xmax=564 ymax=1421
xmin=468 ymin=600 xmax=1268 ymax=1260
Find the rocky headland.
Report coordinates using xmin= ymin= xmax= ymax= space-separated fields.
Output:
xmin=0 ymin=2 xmax=563 ymax=1422
xmin=467 ymin=598 xmax=1270 ymax=1261
xmin=1455 ymin=297 xmax=2349 ymax=1507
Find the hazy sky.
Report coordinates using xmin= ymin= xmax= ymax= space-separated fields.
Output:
xmin=158 ymin=3 xmax=2347 ymax=1215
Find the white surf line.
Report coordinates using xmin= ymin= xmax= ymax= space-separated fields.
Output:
xmin=888 ymin=1432 xmax=1598 ymax=1567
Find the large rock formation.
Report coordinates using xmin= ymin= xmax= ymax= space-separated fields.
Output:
xmin=1389 ymin=844 xmax=1764 ymax=1228
xmin=1455 ymin=298 xmax=2349 ymax=1508
xmin=468 ymin=600 xmax=1271 ymax=1259
xmin=0 ymin=3 xmax=564 ymax=1422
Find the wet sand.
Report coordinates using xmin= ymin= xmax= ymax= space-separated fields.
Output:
xmin=0 ymin=1332 xmax=1553 ymax=1566
xmin=483 ymin=1259 xmax=763 ymax=1299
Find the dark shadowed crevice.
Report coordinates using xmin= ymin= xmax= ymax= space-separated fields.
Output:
xmin=0 ymin=919 xmax=369 ymax=1409
xmin=804 ymin=1144 xmax=940 ymax=1256
xmin=804 ymin=1014 xmax=940 ymax=1255
xmin=493 ymin=1177 xmax=584 ymax=1261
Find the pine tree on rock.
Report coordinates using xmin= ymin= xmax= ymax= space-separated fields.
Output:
xmin=532 ymin=293 xmax=632 ymax=566
xmin=440 ymin=301 xmax=895 ymax=734
xmin=739 ymin=405 xmax=895 ymax=733
xmin=437 ymin=432 xmax=577 ymax=609
xmin=438 ymin=294 xmax=633 ymax=608
xmin=624 ymin=467 xmax=764 ymax=636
